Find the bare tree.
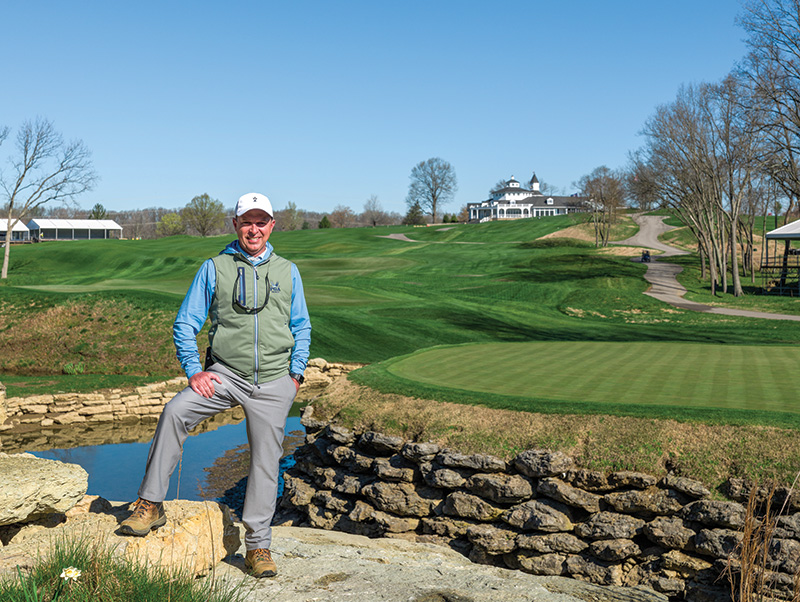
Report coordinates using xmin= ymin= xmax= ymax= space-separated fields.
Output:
xmin=1 ymin=118 xmax=97 ymax=278
xmin=576 ymin=166 xmax=626 ymax=247
xmin=361 ymin=195 xmax=390 ymax=226
xmin=274 ymin=201 xmax=302 ymax=231
xmin=182 ymin=193 xmax=225 ymax=236
xmin=329 ymin=204 xmax=355 ymax=228
xmin=635 ymin=80 xmax=760 ymax=296
xmin=406 ymin=157 xmax=457 ymax=223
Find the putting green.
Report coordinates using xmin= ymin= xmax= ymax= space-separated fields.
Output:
xmin=386 ymin=341 xmax=800 ymax=414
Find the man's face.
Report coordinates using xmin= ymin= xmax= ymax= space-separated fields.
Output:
xmin=233 ymin=209 xmax=275 ymax=256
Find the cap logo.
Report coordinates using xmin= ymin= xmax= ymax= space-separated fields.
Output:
xmin=253 ymin=196 xmax=258 ymax=202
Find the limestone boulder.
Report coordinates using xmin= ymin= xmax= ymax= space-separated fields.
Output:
xmin=514 ymin=449 xmax=573 ymax=477
xmin=538 ymin=477 xmax=601 ymax=513
xmin=467 ymin=472 xmax=533 ymax=504
xmin=0 ymin=454 xmax=87 ymax=525
xmin=121 ymin=500 xmax=240 ymax=576
xmin=502 ymin=499 xmax=574 ymax=533
xmin=0 ymin=498 xmax=239 ymax=579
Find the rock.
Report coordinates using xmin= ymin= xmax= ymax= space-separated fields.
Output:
xmin=322 ymin=424 xmax=356 ymax=446
xmin=436 ymin=450 xmax=507 ymax=473
xmin=329 ymin=445 xmax=374 ymax=473
xmin=588 ymin=539 xmax=641 ymax=561
xmin=420 ymin=516 xmax=473 ymax=539
xmin=0 ymin=498 xmax=238 ymax=579
xmin=680 ymin=500 xmax=746 ymax=529
xmin=361 ymin=481 xmax=439 ymax=517
xmin=574 ymin=512 xmax=646 ymax=540
xmin=506 ymin=551 xmax=567 ymax=576
xmin=514 ymin=449 xmax=573 ymax=477
xmin=358 ymin=431 xmax=405 ymax=456
xmin=401 ymin=442 xmax=440 ymax=463
xmin=0 ymin=454 xmax=87 ymax=525
xmin=467 ymin=473 xmax=533 ymax=504
xmin=604 ymin=487 xmax=685 ymax=516
xmin=122 ymin=500 xmax=240 ymax=576
xmin=659 ymin=475 xmax=711 ymax=499
xmin=422 ymin=464 xmax=468 ymax=489
xmin=373 ymin=456 xmax=416 ymax=483
xmin=643 ymin=516 xmax=696 ymax=551
xmin=694 ymin=528 xmax=743 ymax=558
xmin=775 ymin=512 xmax=800 ymax=539
xmin=502 ymin=499 xmax=574 ymax=533
xmin=306 ymin=357 xmax=329 ymax=370
xmin=566 ymin=469 xmax=614 ymax=492
xmin=442 ymin=491 xmax=504 ymax=522
xmin=768 ymin=538 xmax=800 ymax=575
xmin=661 ymin=549 xmax=714 ymax=576
xmin=517 ymin=533 xmax=588 ymax=554
xmin=303 ymin=370 xmax=333 ymax=388
xmin=538 ymin=477 xmax=601 ymax=512
xmin=281 ymin=474 xmax=315 ymax=509
xmin=566 ymin=555 xmax=625 ymax=586
xmin=466 ymin=524 xmax=517 ymax=555
xmin=608 ymin=471 xmax=657 ymax=489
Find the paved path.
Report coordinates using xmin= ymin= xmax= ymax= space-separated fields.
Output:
xmin=614 ymin=214 xmax=800 ymax=321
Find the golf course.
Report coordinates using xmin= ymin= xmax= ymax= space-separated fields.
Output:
xmin=2 ymin=212 xmax=799 ymax=489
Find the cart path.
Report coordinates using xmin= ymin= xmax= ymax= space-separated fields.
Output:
xmin=613 ymin=214 xmax=800 ymax=321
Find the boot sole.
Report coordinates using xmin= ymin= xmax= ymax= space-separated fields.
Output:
xmin=119 ymin=515 xmax=167 ymax=536
xmin=246 ymin=565 xmax=277 ymax=578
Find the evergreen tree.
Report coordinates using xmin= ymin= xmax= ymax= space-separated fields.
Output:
xmin=402 ymin=201 xmax=426 ymax=225
xmin=318 ymin=215 xmax=332 ymax=229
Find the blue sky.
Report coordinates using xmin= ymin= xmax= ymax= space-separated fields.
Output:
xmin=2 ymin=1 xmax=748 ymax=216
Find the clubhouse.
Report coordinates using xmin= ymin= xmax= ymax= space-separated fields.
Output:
xmin=468 ymin=174 xmax=589 ymax=222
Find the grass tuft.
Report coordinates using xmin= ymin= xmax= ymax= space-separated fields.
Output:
xmin=0 ymin=534 xmax=248 ymax=602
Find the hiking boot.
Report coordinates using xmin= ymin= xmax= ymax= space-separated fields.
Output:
xmin=245 ymin=548 xmax=277 ymax=577
xmin=120 ymin=498 xmax=166 ymax=536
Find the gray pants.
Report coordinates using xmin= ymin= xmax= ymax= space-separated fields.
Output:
xmin=138 ymin=363 xmax=297 ymax=550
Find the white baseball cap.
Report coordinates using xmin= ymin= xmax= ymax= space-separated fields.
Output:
xmin=235 ymin=193 xmax=273 ymax=218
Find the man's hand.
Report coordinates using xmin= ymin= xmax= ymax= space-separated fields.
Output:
xmin=189 ymin=371 xmax=222 ymax=398
xmin=291 ymin=377 xmax=301 ymax=391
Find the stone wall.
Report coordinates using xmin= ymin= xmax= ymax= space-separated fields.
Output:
xmin=0 ymin=359 xmax=356 ymax=451
xmin=280 ymin=416 xmax=800 ymax=602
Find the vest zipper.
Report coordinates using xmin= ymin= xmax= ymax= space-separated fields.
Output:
xmin=253 ymin=265 xmax=259 ymax=385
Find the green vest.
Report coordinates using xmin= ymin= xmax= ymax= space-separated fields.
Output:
xmin=208 ymin=251 xmax=295 ymax=384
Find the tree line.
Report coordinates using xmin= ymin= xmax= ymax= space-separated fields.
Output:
xmin=574 ymin=0 xmax=800 ymax=298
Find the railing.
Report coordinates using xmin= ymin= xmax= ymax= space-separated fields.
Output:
xmin=760 ymin=256 xmax=800 ymax=295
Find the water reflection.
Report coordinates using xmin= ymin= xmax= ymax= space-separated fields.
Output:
xmin=24 ymin=405 xmax=306 ymax=509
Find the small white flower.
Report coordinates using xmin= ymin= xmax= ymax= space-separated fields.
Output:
xmin=60 ymin=567 xmax=81 ymax=581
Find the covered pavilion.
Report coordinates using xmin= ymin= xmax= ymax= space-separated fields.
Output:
xmin=762 ymin=219 xmax=800 ymax=295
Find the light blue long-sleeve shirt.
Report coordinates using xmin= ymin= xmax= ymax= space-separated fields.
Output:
xmin=173 ymin=240 xmax=312 ymax=379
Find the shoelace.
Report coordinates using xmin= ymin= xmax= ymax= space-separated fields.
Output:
xmin=131 ymin=499 xmax=156 ymax=518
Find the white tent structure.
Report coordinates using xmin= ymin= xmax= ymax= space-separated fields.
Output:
xmin=0 ymin=219 xmax=31 ymax=242
xmin=26 ymin=218 xmax=122 ymax=241
xmin=762 ymin=219 xmax=800 ymax=295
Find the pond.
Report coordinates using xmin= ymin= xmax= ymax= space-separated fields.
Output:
xmin=19 ymin=406 xmax=307 ymax=511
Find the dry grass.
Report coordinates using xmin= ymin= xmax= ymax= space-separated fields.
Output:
xmin=0 ymin=298 xmax=179 ymax=376
xmin=312 ymin=378 xmax=800 ymax=495
xmin=724 ymin=479 xmax=800 ymax=601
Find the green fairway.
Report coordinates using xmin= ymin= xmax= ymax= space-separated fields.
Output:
xmin=4 ymin=216 xmax=800 ymax=418
xmin=383 ymin=341 xmax=800 ymax=415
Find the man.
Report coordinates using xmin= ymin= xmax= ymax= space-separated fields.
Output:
xmin=120 ymin=192 xmax=311 ymax=578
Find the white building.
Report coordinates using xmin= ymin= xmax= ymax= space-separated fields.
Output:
xmin=468 ymin=174 xmax=588 ymax=222
xmin=0 ymin=219 xmax=31 ymax=242
xmin=26 ymin=218 xmax=122 ymax=241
